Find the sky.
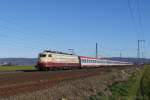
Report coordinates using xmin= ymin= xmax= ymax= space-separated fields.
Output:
xmin=0 ymin=0 xmax=149 ymax=58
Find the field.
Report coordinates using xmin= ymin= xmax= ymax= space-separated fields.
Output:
xmin=0 ymin=65 xmax=138 ymax=100
xmin=0 ymin=66 xmax=35 ymax=71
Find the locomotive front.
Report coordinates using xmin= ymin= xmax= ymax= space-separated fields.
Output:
xmin=36 ymin=52 xmax=53 ymax=70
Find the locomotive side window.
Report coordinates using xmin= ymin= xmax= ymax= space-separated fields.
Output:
xmin=39 ymin=54 xmax=46 ymax=57
xmin=48 ymin=54 xmax=52 ymax=57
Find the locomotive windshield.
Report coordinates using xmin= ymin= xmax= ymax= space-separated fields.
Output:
xmin=39 ymin=54 xmax=46 ymax=57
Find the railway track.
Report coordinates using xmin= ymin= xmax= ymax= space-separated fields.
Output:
xmin=0 ymin=65 xmax=138 ymax=98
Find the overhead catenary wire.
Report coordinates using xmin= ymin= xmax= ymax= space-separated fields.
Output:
xmin=137 ymin=0 xmax=144 ymax=35
xmin=0 ymin=25 xmax=51 ymax=52
xmin=0 ymin=23 xmax=55 ymax=43
xmin=0 ymin=16 xmax=57 ymax=42
xmin=0 ymin=30 xmax=43 ymax=51
xmin=128 ymin=0 xmax=146 ymax=59
xmin=0 ymin=17 xmax=63 ymax=56
xmin=136 ymin=0 xmax=146 ymax=59
xmin=0 ymin=23 xmax=58 ymax=51
xmin=127 ymin=0 xmax=140 ymax=35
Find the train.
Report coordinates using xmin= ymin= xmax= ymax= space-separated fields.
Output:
xmin=35 ymin=50 xmax=133 ymax=71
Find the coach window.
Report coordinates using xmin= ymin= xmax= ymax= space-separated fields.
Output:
xmin=83 ymin=59 xmax=85 ymax=63
xmin=82 ymin=59 xmax=84 ymax=63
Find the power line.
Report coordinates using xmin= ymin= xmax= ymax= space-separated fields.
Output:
xmin=128 ymin=0 xmax=140 ymax=35
xmin=128 ymin=0 xmax=146 ymax=59
xmin=0 ymin=16 xmax=56 ymax=42
xmin=0 ymin=29 xmax=48 ymax=49
xmin=137 ymin=0 xmax=144 ymax=35
xmin=0 ymin=24 xmax=57 ymax=50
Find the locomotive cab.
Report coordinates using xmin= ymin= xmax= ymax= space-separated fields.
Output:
xmin=36 ymin=52 xmax=53 ymax=70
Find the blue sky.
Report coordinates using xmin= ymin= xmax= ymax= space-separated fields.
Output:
xmin=0 ymin=0 xmax=149 ymax=58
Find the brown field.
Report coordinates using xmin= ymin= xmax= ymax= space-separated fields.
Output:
xmin=0 ymin=66 xmax=139 ymax=100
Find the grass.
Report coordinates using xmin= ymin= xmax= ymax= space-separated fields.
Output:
xmin=109 ymin=69 xmax=143 ymax=100
xmin=141 ymin=65 xmax=150 ymax=99
xmin=0 ymin=66 xmax=35 ymax=71
xmin=90 ymin=65 xmax=150 ymax=100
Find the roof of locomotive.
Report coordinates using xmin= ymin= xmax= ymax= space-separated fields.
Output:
xmin=42 ymin=50 xmax=74 ymax=55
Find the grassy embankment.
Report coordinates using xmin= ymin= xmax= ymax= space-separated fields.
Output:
xmin=0 ymin=66 xmax=35 ymax=71
xmin=90 ymin=65 xmax=150 ymax=100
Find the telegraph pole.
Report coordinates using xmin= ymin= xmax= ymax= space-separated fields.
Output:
xmin=137 ymin=40 xmax=145 ymax=58
xmin=96 ymin=43 xmax=98 ymax=58
xmin=120 ymin=50 xmax=123 ymax=58
xmin=137 ymin=40 xmax=145 ymax=64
